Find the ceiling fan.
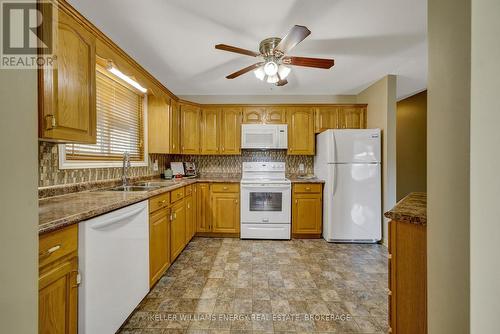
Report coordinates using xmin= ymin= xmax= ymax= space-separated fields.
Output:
xmin=215 ymin=25 xmax=334 ymax=86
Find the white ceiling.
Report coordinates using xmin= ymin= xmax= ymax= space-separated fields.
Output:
xmin=69 ymin=0 xmax=427 ymax=99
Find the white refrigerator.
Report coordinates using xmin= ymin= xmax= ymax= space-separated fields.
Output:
xmin=314 ymin=129 xmax=382 ymax=243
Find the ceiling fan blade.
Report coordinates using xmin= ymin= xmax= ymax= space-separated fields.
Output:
xmin=276 ymin=79 xmax=288 ymax=86
xmin=226 ymin=62 xmax=264 ymax=79
xmin=275 ymin=25 xmax=311 ymax=54
xmin=215 ymin=44 xmax=260 ymax=57
xmin=282 ymin=56 xmax=334 ymax=69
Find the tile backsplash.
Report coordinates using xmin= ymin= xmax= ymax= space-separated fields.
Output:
xmin=39 ymin=142 xmax=313 ymax=187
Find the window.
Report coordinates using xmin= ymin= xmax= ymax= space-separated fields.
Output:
xmin=60 ymin=65 xmax=147 ymax=168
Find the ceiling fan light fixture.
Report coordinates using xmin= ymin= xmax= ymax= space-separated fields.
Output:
xmin=264 ymin=61 xmax=278 ymax=76
xmin=278 ymin=65 xmax=291 ymax=79
xmin=254 ymin=67 xmax=265 ymax=80
xmin=266 ymin=74 xmax=279 ymax=84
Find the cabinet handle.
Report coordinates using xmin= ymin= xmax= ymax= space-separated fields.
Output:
xmin=45 ymin=114 xmax=56 ymax=130
xmin=170 ymin=214 xmax=173 ymax=221
xmin=295 ymin=199 xmax=298 ymax=204
xmin=388 ymin=254 xmax=392 ymax=259
xmin=158 ymin=199 xmax=166 ymax=206
xmin=39 ymin=244 xmax=60 ymax=258
xmin=177 ymin=193 xmax=181 ymax=197
xmin=222 ymin=146 xmax=225 ymax=151
xmin=388 ymin=290 xmax=392 ymax=296
xmin=187 ymin=203 xmax=191 ymax=209
xmin=305 ymin=187 xmax=311 ymax=191
xmin=174 ymin=213 xmax=177 ymax=219
xmin=223 ymin=186 xmax=228 ymax=190
xmin=235 ymin=200 xmax=238 ymax=204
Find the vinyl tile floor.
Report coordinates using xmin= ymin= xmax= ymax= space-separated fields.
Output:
xmin=119 ymin=237 xmax=388 ymax=334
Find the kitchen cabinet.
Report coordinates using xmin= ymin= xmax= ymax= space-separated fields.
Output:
xmin=338 ymin=106 xmax=366 ymax=129
xmin=196 ymin=183 xmax=211 ymax=232
xmin=200 ymin=107 xmax=221 ymax=154
xmin=220 ymin=107 xmax=242 ymax=154
xmin=292 ymin=184 xmax=323 ymax=238
xmin=242 ymin=106 xmax=266 ymax=123
xmin=170 ymin=100 xmax=181 ymax=154
xmin=39 ymin=6 xmax=96 ymax=143
xmin=287 ymin=107 xmax=315 ymax=155
xmin=388 ymin=219 xmax=427 ymax=334
xmin=147 ymin=94 xmax=171 ymax=154
xmin=211 ymin=185 xmax=240 ymax=234
xmin=315 ymin=106 xmax=339 ymax=133
xmin=185 ymin=193 xmax=196 ymax=242
xmin=180 ymin=103 xmax=200 ymax=154
xmin=38 ymin=225 xmax=78 ymax=334
xmin=170 ymin=199 xmax=186 ymax=261
xmin=265 ymin=106 xmax=287 ymax=124
xmin=149 ymin=207 xmax=170 ymax=287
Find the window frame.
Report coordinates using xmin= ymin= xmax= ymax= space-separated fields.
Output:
xmin=59 ymin=66 xmax=149 ymax=170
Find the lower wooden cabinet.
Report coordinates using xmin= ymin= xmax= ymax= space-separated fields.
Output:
xmin=170 ymin=199 xmax=186 ymax=261
xmin=196 ymin=183 xmax=240 ymax=236
xmin=149 ymin=207 xmax=170 ymax=287
xmin=38 ymin=225 xmax=78 ymax=334
xmin=292 ymin=183 xmax=323 ymax=238
xmin=388 ymin=219 xmax=427 ymax=334
xmin=211 ymin=191 xmax=240 ymax=234
xmin=185 ymin=194 xmax=196 ymax=242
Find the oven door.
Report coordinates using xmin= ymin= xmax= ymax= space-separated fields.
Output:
xmin=241 ymin=183 xmax=291 ymax=224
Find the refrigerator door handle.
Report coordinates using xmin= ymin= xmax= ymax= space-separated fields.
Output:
xmin=332 ymin=164 xmax=338 ymax=196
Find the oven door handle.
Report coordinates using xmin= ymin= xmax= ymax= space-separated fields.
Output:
xmin=241 ymin=185 xmax=290 ymax=189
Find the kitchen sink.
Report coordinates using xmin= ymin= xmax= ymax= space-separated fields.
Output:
xmin=106 ymin=185 xmax=161 ymax=192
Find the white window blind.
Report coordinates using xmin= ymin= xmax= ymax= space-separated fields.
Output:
xmin=65 ymin=67 xmax=144 ymax=161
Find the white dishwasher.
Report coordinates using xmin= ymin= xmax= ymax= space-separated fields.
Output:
xmin=79 ymin=200 xmax=149 ymax=334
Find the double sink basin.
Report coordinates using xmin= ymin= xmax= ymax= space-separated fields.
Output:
xmin=102 ymin=181 xmax=178 ymax=192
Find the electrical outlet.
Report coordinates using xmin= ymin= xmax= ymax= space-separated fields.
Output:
xmin=153 ymin=160 xmax=159 ymax=171
xmin=299 ymin=163 xmax=305 ymax=173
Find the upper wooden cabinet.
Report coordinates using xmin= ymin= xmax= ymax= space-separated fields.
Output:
xmin=287 ymin=107 xmax=315 ymax=155
xmin=170 ymin=99 xmax=181 ymax=154
xmin=338 ymin=106 xmax=367 ymax=129
xmin=147 ymin=93 xmax=171 ymax=154
xmin=242 ymin=107 xmax=266 ymax=124
xmin=200 ymin=107 xmax=221 ymax=154
xmin=39 ymin=6 xmax=96 ymax=143
xmin=242 ymin=106 xmax=286 ymax=124
xmin=220 ymin=107 xmax=242 ymax=155
xmin=265 ymin=107 xmax=287 ymax=124
xmin=315 ymin=105 xmax=367 ymax=132
xmin=180 ymin=103 xmax=200 ymax=154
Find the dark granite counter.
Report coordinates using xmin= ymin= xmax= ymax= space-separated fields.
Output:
xmin=384 ymin=192 xmax=427 ymax=225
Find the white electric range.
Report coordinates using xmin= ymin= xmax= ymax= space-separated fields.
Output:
xmin=240 ymin=162 xmax=291 ymax=239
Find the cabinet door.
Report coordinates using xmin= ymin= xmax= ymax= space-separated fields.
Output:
xmin=315 ymin=107 xmax=339 ymax=133
xmin=39 ymin=257 xmax=78 ymax=334
xmin=242 ymin=107 xmax=265 ymax=124
xmin=149 ymin=208 xmax=170 ymax=287
xmin=287 ymin=107 xmax=315 ymax=155
xmin=200 ymin=107 xmax=220 ymax=154
xmin=196 ymin=183 xmax=211 ymax=232
xmin=185 ymin=195 xmax=195 ymax=243
xmin=170 ymin=200 xmax=186 ymax=261
xmin=170 ymin=100 xmax=181 ymax=154
xmin=266 ymin=107 xmax=286 ymax=124
xmin=338 ymin=106 xmax=366 ymax=129
xmin=211 ymin=192 xmax=240 ymax=234
xmin=221 ymin=107 xmax=242 ymax=155
xmin=148 ymin=94 xmax=171 ymax=153
xmin=292 ymin=193 xmax=322 ymax=235
xmin=180 ymin=104 xmax=200 ymax=154
xmin=39 ymin=7 xmax=96 ymax=143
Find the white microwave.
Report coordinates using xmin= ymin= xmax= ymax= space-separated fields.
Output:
xmin=241 ymin=124 xmax=288 ymax=149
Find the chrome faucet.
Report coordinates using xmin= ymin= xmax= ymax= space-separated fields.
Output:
xmin=122 ymin=152 xmax=131 ymax=186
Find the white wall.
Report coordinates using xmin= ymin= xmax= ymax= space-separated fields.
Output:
xmin=470 ymin=0 xmax=500 ymax=332
xmin=357 ymin=75 xmax=397 ymax=245
xmin=0 ymin=70 xmax=38 ymax=331
xmin=427 ymin=0 xmax=471 ymax=332
xmin=178 ymin=94 xmax=358 ymax=104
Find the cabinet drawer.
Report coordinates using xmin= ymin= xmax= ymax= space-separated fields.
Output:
xmin=149 ymin=192 xmax=170 ymax=213
xmin=293 ymin=184 xmax=322 ymax=194
xmin=171 ymin=187 xmax=185 ymax=203
xmin=185 ymin=184 xmax=193 ymax=196
xmin=211 ymin=183 xmax=239 ymax=193
xmin=39 ymin=224 xmax=78 ymax=268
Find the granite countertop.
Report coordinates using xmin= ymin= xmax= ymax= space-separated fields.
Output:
xmin=287 ymin=175 xmax=325 ymax=183
xmin=39 ymin=174 xmax=325 ymax=235
xmin=384 ymin=192 xmax=427 ymax=225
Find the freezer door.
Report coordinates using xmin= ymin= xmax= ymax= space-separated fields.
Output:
xmin=325 ymin=163 xmax=382 ymax=242
xmin=332 ymin=129 xmax=381 ymax=163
